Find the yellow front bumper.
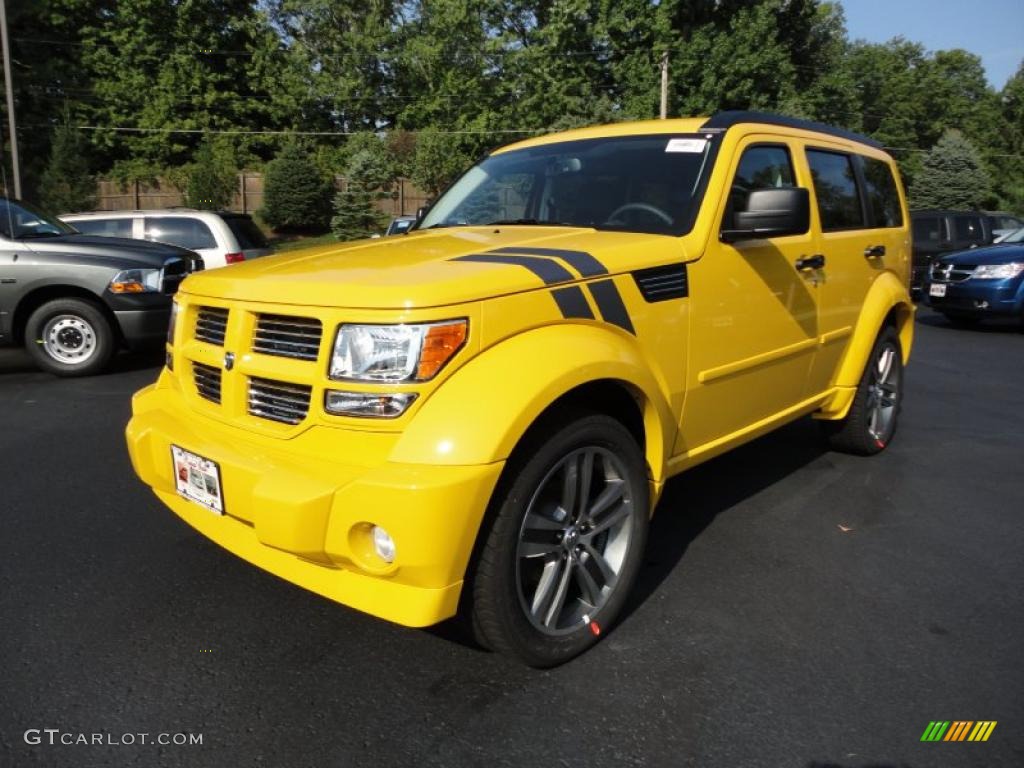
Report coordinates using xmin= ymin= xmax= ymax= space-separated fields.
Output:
xmin=125 ymin=378 xmax=503 ymax=627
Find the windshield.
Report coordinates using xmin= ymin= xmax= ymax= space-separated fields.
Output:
xmin=419 ymin=134 xmax=718 ymax=236
xmin=996 ymin=227 xmax=1024 ymax=243
xmin=0 ymin=199 xmax=78 ymax=239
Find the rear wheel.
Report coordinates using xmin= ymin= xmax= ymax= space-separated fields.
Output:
xmin=822 ymin=326 xmax=903 ymax=455
xmin=24 ymin=298 xmax=116 ymax=377
xmin=470 ymin=413 xmax=649 ymax=667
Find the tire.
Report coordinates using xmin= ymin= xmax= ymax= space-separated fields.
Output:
xmin=941 ymin=312 xmax=980 ymax=328
xmin=24 ymin=298 xmax=116 ymax=377
xmin=822 ymin=326 xmax=903 ymax=456
xmin=470 ymin=412 xmax=649 ymax=667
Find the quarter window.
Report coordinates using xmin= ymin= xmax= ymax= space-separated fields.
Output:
xmin=912 ymin=216 xmax=943 ymax=242
xmin=144 ymin=217 xmax=217 ymax=251
xmin=860 ymin=157 xmax=903 ymax=228
xmin=71 ymin=218 xmax=135 ymax=238
xmin=806 ymin=150 xmax=864 ymax=230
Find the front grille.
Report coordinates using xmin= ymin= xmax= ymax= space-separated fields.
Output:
xmin=633 ymin=263 xmax=689 ymax=302
xmin=195 ymin=306 xmax=229 ymax=345
xmin=252 ymin=314 xmax=322 ymax=361
xmin=193 ymin=362 xmax=222 ymax=404
xmin=247 ymin=377 xmax=311 ymax=425
xmin=931 ymin=263 xmax=975 ymax=283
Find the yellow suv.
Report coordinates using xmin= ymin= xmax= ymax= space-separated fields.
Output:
xmin=126 ymin=112 xmax=913 ymax=666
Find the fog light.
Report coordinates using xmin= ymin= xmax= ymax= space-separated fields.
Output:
xmin=372 ymin=526 xmax=395 ymax=563
xmin=324 ymin=390 xmax=416 ymax=418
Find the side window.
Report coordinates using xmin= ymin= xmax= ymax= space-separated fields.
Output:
xmin=860 ymin=157 xmax=903 ymax=227
xmin=72 ymin=218 xmax=134 ymax=238
xmin=806 ymin=149 xmax=864 ymax=230
xmin=144 ymin=217 xmax=217 ymax=251
xmin=724 ymin=144 xmax=796 ymax=228
xmin=912 ymin=216 xmax=943 ymax=243
xmin=953 ymin=215 xmax=985 ymax=243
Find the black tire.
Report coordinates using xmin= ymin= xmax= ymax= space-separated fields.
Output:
xmin=24 ymin=298 xmax=116 ymax=377
xmin=942 ymin=312 xmax=980 ymax=328
xmin=470 ymin=412 xmax=649 ymax=667
xmin=822 ymin=326 xmax=903 ymax=456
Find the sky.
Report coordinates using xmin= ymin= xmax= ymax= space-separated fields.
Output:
xmin=840 ymin=0 xmax=1024 ymax=89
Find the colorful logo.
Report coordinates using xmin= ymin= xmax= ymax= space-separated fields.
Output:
xmin=920 ymin=721 xmax=997 ymax=742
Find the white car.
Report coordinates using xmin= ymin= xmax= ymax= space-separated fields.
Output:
xmin=60 ymin=209 xmax=273 ymax=269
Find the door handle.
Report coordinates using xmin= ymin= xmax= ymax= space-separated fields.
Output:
xmin=795 ymin=254 xmax=825 ymax=271
xmin=864 ymin=244 xmax=886 ymax=258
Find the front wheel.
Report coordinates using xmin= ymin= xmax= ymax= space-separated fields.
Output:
xmin=24 ymin=298 xmax=116 ymax=377
xmin=822 ymin=326 xmax=903 ymax=455
xmin=470 ymin=413 xmax=649 ymax=667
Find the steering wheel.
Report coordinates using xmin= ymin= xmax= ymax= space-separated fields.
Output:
xmin=604 ymin=202 xmax=673 ymax=226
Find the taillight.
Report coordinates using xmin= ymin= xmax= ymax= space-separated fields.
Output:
xmin=225 ymin=252 xmax=245 ymax=264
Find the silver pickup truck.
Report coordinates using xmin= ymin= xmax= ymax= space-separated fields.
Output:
xmin=0 ymin=198 xmax=202 ymax=376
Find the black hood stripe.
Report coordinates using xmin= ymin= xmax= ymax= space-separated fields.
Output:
xmin=551 ymin=286 xmax=595 ymax=320
xmin=490 ymin=247 xmax=608 ymax=277
xmin=587 ymin=280 xmax=635 ymax=335
xmin=452 ymin=253 xmax=574 ymax=285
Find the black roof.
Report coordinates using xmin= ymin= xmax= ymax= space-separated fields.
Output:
xmin=701 ymin=111 xmax=883 ymax=149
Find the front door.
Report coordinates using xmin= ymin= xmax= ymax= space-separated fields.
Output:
xmin=677 ymin=137 xmax=820 ymax=455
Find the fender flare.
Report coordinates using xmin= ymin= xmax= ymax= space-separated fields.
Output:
xmin=390 ymin=324 xmax=676 ymax=482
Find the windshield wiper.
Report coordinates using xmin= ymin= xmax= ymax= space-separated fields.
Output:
xmin=485 ymin=218 xmax=576 ymax=227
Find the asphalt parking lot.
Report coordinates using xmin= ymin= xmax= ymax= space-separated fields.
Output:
xmin=1 ymin=306 xmax=1022 ymax=768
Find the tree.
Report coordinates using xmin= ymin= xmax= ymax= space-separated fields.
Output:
xmin=331 ymin=145 xmax=391 ymax=240
xmin=38 ymin=121 xmax=94 ymax=213
xmin=261 ymin=143 xmax=332 ymax=231
xmin=410 ymin=128 xmax=474 ymax=198
xmin=909 ymin=131 xmax=992 ymax=210
xmin=185 ymin=136 xmax=236 ymax=210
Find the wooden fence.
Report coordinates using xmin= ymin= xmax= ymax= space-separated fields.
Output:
xmin=94 ymin=174 xmax=429 ymax=218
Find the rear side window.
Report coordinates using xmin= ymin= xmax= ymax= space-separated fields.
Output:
xmin=806 ymin=150 xmax=864 ymax=230
xmin=223 ymin=216 xmax=269 ymax=250
xmin=73 ymin=218 xmax=134 ymax=238
xmin=144 ymin=217 xmax=217 ymax=250
xmin=860 ymin=157 xmax=903 ymax=227
xmin=724 ymin=145 xmax=796 ymax=229
xmin=953 ymin=215 xmax=985 ymax=243
xmin=912 ymin=216 xmax=943 ymax=242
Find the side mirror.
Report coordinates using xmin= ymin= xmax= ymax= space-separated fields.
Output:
xmin=721 ymin=187 xmax=810 ymax=243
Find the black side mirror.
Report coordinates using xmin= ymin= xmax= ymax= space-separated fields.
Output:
xmin=721 ymin=187 xmax=810 ymax=243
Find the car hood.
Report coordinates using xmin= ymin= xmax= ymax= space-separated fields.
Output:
xmin=180 ymin=226 xmax=689 ymax=309
xmin=24 ymin=234 xmax=199 ymax=268
xmin=939 ymin=243 xmax=1024 ymax=266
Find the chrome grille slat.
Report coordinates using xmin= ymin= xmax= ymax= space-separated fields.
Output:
xmin=195 ymin=307 xmax=229 ymax=345
xmin=253 ymin=314 xmax=322 ymax=361
xmin=192 ymin=362 xmax=222 ymax=404
xmin=930 ymin=263 xmax=975 ymax=283
xmin=247 ymin=377 xmax=311 ymax=425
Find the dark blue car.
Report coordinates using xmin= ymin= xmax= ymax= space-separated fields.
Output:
xmin=925 ymin=230 xmax=1024 ymax=326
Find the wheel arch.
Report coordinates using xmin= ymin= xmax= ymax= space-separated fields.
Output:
xmin=12 ymin=284 xmax=121 ymax=346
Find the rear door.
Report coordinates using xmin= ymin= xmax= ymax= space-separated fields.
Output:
xmin=221 ymin=214 xmax=272 ymax=259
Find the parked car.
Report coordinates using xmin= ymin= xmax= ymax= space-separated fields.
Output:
xmin=925 ymin=238 xmax=1024 ymax=326
xmin=0 ymin=198 xmax=202 ymax=376
xmin=385 ymin=215 xmax=416 ymax=235
xmin=910 ymin=209 xmax=994 ymax=296
xmin=984 ymin=211 xmax=1024 ymax=240
xmin=126 ymin=112 xmax=914 ymax=666
xmin=61 ymin=209 xmax=271 ymax=269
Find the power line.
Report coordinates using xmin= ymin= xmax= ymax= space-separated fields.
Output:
xmin=23 ymin=123 xmax=546 ymax=136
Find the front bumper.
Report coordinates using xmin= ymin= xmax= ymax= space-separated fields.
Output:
xmin=125 ymin=375 xmax=503 ymax=627
xmin=924 ymin=277 xmax=1024 ymax=316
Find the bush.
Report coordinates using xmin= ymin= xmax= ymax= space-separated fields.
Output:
xmin=39 ymin=122 xmax=94 ymax=213
xmin=331 ymin=147 xmax=391 ymax=241
xmin=909 ymin=130 xmax=993 ymax=210
xmin=185 ymin=137 xmax=236 ymax=210
xmin=261 ymin=142 xmax=333 ymax=231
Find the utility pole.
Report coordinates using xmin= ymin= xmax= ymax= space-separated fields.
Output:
xmin=0 ymin=0 xmax=21 ymax=199
xmin=659 ymin=50 xmax=667 ymax=118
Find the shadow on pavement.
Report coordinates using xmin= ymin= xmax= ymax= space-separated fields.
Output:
xmin=914 ymin=305 xmax=1023 ymax=334
xmin=0 ymin=346 xmax=165 ymax=376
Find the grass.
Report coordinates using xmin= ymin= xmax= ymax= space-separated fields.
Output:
xmin=268 ymin=232 xmax=341 ymax=253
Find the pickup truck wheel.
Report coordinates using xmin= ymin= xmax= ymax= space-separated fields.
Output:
xmin=822 ymin=326 xmax=903 ymax=456
xmin=24 ymin=298 xmax=116 ymax=377
xmin=470 ymin=413 xmax=649 ymax=667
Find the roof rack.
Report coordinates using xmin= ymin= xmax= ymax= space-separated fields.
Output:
xmin=701 ymin=111 xmax=883 ymax=149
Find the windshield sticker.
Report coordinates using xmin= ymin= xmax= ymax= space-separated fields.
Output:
xmin=665 ymin=138 xmax=707 ymax=153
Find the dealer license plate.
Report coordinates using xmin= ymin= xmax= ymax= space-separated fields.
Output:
xmin=171 ymin=445 xmax=224 ymax=515
xmin=929 ymin=283 xmax=947 ymax=297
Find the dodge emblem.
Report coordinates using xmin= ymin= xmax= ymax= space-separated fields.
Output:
xmin=224 ymin=352 xmax=235 ymax=371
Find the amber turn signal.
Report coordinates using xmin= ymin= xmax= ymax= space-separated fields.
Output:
xmin=417 ymin=321 xmax=467 ymax=380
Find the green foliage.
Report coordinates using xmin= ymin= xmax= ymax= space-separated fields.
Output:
xmin=261 ymin=143 xmax=333 ymax=231
xmin=410 ymin=128 xmax=474 ymax=198
xmin=186 ymin=137 xmax=237 ymax=210
xmin=331 ymin=142 xmax=391 ymax=240
xmin=909 ymin=131 xmax=993 ymax=210
xmin=38 ymin=122 xmax=94 ymax=213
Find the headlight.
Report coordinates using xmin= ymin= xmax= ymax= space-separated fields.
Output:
xmin=109 ymin=268 xmax=162 ymax=293
xmin=972 ymin=262 xmax=1024 ymax=280
xmin=329 ymin=320 xmax=467 ymax=382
